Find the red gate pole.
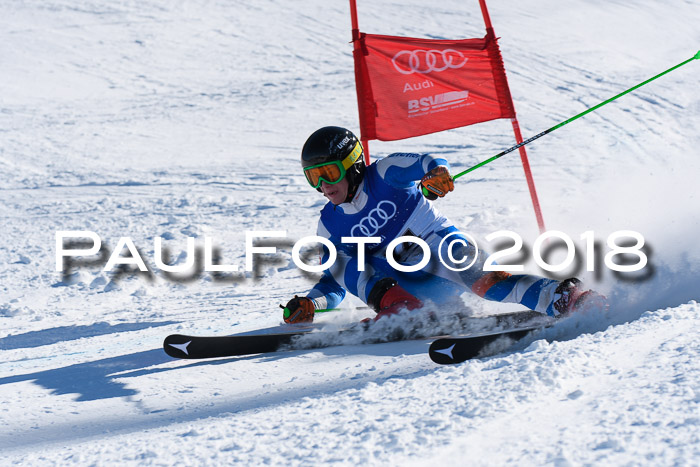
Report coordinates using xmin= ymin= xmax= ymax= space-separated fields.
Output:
xmin=349 ymin=0 xmax=371 ymax=164
xmin=477 ymin=0 xmax=546 ymax=233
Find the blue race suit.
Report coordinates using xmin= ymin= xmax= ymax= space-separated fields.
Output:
xmin=305 ymin=153 xmax=563 ymax=316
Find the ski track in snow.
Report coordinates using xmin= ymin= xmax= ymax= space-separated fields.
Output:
xmin=1 ymin=0 xmax=699 ymax=464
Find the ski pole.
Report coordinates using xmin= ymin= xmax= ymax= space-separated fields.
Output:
xmin=306 ymin=306 xmax=370 ymax=314
xmin=440 ymin=50 xmax=699 ymax=185
xmin=281 ymin=306 xmax=369 ymax=320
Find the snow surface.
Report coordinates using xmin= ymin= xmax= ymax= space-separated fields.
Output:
xmin=1 ymin=0 xmax=699 ymax=465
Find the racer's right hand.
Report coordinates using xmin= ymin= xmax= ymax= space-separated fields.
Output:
xmin=280 ymin=296 xmax=315 ymax=323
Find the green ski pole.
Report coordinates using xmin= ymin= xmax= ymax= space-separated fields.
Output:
xmin=280 ymin=306 xmax=344 ymax=321
xmin=452 ymin=51 xmax=700 ymax=181
xmin=420 ymin=50 xmax=699 ymax=197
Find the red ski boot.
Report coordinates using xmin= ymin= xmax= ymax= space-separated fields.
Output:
xmin=367 ymin=278 xmax=423 ymax=321
xmin=553 ymin=278 xmax=608 ymax=317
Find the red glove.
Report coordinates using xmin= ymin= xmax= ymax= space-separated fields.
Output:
xmin=420 ymin=166 xmax=454 ymax=200
xmin=281 ymin=296 xmax=315 ymax=323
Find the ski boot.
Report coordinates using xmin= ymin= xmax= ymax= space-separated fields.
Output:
xmin=366 ymin=278 xmax=423 ymax=321
xmin=552 ymin=278 xmax=608 ymax=317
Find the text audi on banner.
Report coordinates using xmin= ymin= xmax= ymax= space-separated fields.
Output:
xmin=349 ymin=0 xmax=547 ymax=233
xmin=353 ymin=30 xmax=515 ymax=141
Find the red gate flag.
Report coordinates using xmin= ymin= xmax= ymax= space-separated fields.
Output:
xmin=354 ymin=30 xmax=515 ymax=141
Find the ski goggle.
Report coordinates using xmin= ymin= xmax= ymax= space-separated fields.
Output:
xmin=303 ymin=142 xmax=363 ymax=189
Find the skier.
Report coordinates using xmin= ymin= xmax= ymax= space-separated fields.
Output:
xmin=282 ymin=126 xmax=604 ymax=323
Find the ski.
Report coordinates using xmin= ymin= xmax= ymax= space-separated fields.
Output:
xmin=428 ymin=324 xmax=546 ymax=365
xmin=163 ymin=323 xmax=329 ymax=359
xmin=163 ymin=309 xmax=554 ymax=360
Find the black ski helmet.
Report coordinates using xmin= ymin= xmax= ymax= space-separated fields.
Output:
xmin=301 ymin=126 xmax=366 ymax=202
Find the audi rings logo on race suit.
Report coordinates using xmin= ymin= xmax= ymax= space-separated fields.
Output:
xmin=350 ymin=201 xmax=397 ymax=237
xmin=392 ymin=49 xmax=468 ymax=75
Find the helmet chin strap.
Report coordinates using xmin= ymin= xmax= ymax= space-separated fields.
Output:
xmin=343 ymin=162 xmax=365 ymax=203
xmin=344 ymin=186 xmax=357 ymax=204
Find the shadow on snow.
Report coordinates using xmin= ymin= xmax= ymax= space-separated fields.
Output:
xmin=0 ymin=321 xmax=177 ymax=351
xmin=0 ymin=336 xmax=430 ymax=403
xmin=0 ymin=349 xmax=171 ymax=402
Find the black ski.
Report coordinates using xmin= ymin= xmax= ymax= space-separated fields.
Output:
xmin=429 ymin=324 xmax=546 ymax=364
xmin=164 ymin=309 xmax=553 ymax=360
xmin=163 ymin=324 xmax=324 ymax=359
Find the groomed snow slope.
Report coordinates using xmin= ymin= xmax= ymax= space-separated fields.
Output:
xmin=1 ymin=0 xmax=699 ymax=465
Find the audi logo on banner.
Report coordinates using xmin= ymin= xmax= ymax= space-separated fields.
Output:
xmin=392 ymin=49 xmax=468 ymax=75
xmin=350 ymin=201 xmax=397 ymax=237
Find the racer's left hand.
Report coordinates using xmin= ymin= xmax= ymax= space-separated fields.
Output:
xmin=420 ymin=166 xmax=454 ymax=200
